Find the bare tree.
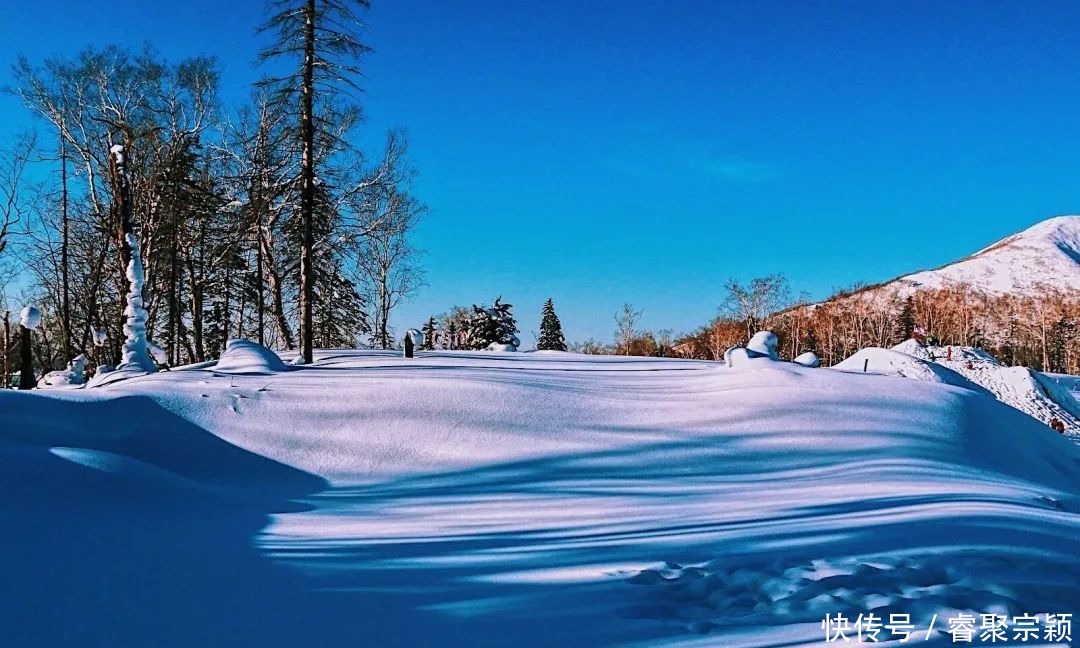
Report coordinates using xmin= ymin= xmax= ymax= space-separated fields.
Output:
xmin=721 ymin=274 xmax=791 ymax=340
xmin=354 ymin=185 xmax=425 ymax=349
xmin=614 ymin=302 xmax=642 ymax=356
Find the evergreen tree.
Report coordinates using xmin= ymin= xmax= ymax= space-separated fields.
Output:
xmin=283 ymin=182 xmax=369 ymax=348
xmin=421 ymin=316 xmax=437 ymax=351
xmin=896 ymin=296 xmax=916 ymax=341
xmin=537 ymin=298 xmax=567 ymax=351
xmin=465 ymin=297 xmax=519 ymax=349
xmin=446 ymin=321 xmax=457 ymax=350
xmin=259 ymin=0 xmax=372 ymax=363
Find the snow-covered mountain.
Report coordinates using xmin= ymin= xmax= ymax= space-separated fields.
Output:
xmin=894 ymin=215 xmax=1080 ymax=295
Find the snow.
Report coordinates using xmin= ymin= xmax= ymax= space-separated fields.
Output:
xmin=486 ymin=342 xmax=517 ymax=352
xmin=889 ymin=340 xmax=1080 ymax=437
xmin=119 ymin=233 xmax=156 ymax=373
xmin=746 ymin=330 xmax=779 ymax=359
xmin=19 ymin=305 xmax=40 ymax=329
xmin=793 ymin=351 xmax=820 ymax=368
xmin=897 ymin=215 xmax=1080 ymax=295
xmin=833 ymin=347 xmax=989 ymax=394
xmin=404 ymin=328 xmax=424 ymax=349
xmin=38 ymin=354 xmax=89 ymax=388
xmin=2 ymin=350 xmax=1078 ymax=647
xmin=211 ymin=339 xmax=288 ymax=375
xmin=147 ymin=340 xmax=168 ymax=365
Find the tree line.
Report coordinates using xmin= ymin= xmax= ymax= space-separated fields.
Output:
xmin=612 ymin=275 xmax=1080 ymax=375
xmin=0 ymin=0 xmax=425 ymax=383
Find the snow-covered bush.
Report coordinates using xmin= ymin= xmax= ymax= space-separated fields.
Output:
xmin=794 ymin=352 xmax=820 ymax=368
xmin=465 ymin=297 xmax=519 ymax=350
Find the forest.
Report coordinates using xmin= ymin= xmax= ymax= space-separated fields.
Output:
xmin=0 ymin=0 xmax=425 ymax=382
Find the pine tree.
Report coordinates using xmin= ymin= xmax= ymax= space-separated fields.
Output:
xmin=537 ymin=298 xmax=567 ymax=351
xmin=465 ymin=297 xmax=519 ymax=349
xmin=421 ymin=316 xmax=437 ymax=351
xmin=446 ymin=321 xmax=457 ymax=350
xmin=896 ymin=296 xmax=916 ymax=342
xmin=259 ymin=0 xmax=371 ymax=363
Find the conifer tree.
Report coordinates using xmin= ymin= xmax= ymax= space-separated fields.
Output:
xmin=896 ymin=295 xmax=916 ymax=341
xmin=465 ymin=297 xmax=518 ymax=349
xmin=446 ymin=321 xmax=457 ymax=350
xmin=421 ymin=316 xmax=437 ymax=350
xmin=537 ymin=298 xmax=567 ymax=351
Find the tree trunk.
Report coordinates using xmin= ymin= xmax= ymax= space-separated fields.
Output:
xmin=108 ymin=140 xmax=136 ymax=366
xmin=262 ymin=235 xmax=294 ymax=350
xmin=299 ymin=0 xmax=317 ymax=363
xmin=59 ymin=117 xmax=72 ymax=361
xmin=2 ymin=312 xmax=9 ymax=389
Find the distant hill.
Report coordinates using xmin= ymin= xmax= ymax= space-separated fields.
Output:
xmin=889 ymin=215 xmax=1080 ymax=296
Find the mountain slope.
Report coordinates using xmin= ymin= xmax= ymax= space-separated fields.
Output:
xmin=896 ymin=215 xmax=1080 ymax=295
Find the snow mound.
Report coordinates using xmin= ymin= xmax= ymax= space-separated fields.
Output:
xmin=793 ymin=351 xmax=820 ymax=367
xmin=746 ymin=330 xmax=779 ymax=359
xmin=891 ymin=341 xmax=1080 ymax=436
xmin=833 ymin=347 xmax=988 ymax=393
xmin=213 ymin=339 xmax=288 ymax=375
xmin=486 ymin=342 xmax=517 ymax=352
xmin=39 ymin=355 xmax=89 ymax=389
xmin=85 ymin=364 xmax=153 ymax=388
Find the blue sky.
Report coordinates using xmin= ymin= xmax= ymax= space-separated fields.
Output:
xmin=4 ymin=1 xmax=1080 ymax=343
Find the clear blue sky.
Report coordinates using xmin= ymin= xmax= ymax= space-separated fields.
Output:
xmin=4 ymin=0 xmax=1080 ymax=343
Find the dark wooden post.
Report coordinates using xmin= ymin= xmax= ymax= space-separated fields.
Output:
xmin=19 ymin=322 xmax=34 ymax=390
xmin=404 ymin=333 xmax=414 ymax=359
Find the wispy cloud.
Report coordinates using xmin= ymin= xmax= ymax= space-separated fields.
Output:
xmin=602 ymin=125 xmax=777 ymax=185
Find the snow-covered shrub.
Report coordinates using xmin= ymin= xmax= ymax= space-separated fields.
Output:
xmin=794 ymin=352 xmax=820 ymax=368
xmin=465 ymin=297 xmax=519 ymax=350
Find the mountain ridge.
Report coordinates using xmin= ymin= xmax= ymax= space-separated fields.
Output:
xmin=891 ymin=215 xmax=1080 ymax=296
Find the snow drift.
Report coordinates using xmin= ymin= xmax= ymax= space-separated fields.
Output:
xmin=212 ymin=339 xmax=288 ymax=375
xmin=832 ymin=347 xmax=989 ymax=393
xmin=1 ymin=350 xmax=1078 ymax=647
xmin=889 ymin=339 xmax=1080 ymax=436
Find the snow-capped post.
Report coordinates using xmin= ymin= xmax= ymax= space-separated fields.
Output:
xmin=403 ymin=328 xmax=423 ymax=359
xmin=18 ymin=305 xmax=40 ymax=390
xmin=109 ymin=143 xmax=156 ymax=373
